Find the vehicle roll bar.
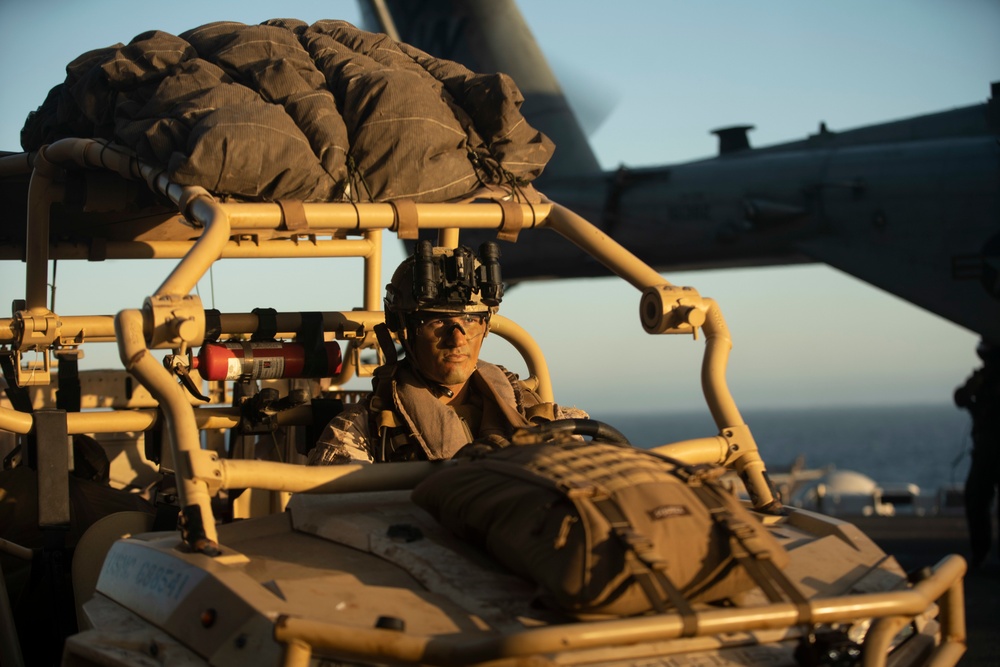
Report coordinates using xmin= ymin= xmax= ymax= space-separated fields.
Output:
xmin=4 ymin=141 xmax=781 ymax=553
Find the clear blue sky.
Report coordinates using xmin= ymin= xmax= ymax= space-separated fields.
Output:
xmin=1 ymin=1 xmax=997 ymax=414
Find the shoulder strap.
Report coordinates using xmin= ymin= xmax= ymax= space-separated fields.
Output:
xmin=368 ymin=363 xmax=402 ymax=462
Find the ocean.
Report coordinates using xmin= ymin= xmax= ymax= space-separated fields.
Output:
xmin=592 ymin=403 xmax=973 ymax=496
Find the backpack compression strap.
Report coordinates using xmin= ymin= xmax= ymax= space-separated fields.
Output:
xmin=687 ymin=480 xmax=812 ymax=624
xmin=589 ymin=495 xmax=699 ymax=636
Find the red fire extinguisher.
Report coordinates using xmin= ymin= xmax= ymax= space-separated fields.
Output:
xmin=194 ymin=340 xmax=343 ymax=381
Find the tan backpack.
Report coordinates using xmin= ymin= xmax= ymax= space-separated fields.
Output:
xmin=412 ymin=440 xmax=793 ymax=617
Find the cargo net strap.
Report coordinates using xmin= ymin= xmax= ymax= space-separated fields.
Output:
xmin=391 ymin=199 xmax=419 ymax=240
xmin=497 ymin=199 xmax=524 ymax=242
xmin=277 ymin=199 xmax=308 ymax=233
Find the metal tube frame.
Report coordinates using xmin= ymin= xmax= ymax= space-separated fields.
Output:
xmin=0 ymin=142 xmax=866 ymax=516
xmin=0 ymin=144 xmax=968 ymax=665
xmin=269 ymin=555 xmax=966 ymax=667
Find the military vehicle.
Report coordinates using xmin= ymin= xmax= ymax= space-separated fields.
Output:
xmin=0 ymin=18 xmax=967 ymax=667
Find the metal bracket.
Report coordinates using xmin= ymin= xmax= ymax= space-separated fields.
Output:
xmin=9 ymin=308 xmax=60 ymax=385
xmin=638 ymin=284 xmax=707 ymax=337
xmin=719 ymin=424 xmax=783 ymax=512
xmin=185 ymin=448 xmax=224 ymax=497
xmin=13 ymin=348 xmax=51 ymax=387
xmin=143 ymin=293 xmax=206 ymax=349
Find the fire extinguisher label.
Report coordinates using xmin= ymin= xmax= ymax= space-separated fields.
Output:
xmin=224 ymin=356 xmax=286 ymax=380
xmin=253 ymin=357 xmax=285 ymax=379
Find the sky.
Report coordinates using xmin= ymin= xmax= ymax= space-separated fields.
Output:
xmin=0 ymin=0 xmax=997 ymax=417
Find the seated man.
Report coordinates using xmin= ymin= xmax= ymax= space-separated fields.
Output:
xmin=308 ymin=241 xmax=586 ymax=464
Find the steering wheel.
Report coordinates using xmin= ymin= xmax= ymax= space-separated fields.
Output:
xmin=511 ymin=418 xmax=632 ymax=447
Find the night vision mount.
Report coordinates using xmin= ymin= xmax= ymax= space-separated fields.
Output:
xmin=412 ymin=240 xmax=504 ymax=309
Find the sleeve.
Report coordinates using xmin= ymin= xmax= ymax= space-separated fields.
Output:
xmin=555 ymin=404 xmax=590 ymax=420
xmin=306 ymin=404 xmax=375 ymax=465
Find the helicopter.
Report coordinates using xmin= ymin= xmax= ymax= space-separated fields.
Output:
xmin=361 ymin=0 xmax=1000 ymax=347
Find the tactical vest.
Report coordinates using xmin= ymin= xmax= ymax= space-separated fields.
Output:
xmin=367 ymin=361 xmax=555 ymax=462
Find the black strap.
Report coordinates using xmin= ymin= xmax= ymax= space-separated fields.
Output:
xmin=55 ymin=352 xmax=81 ymax=412
xmin=298 ymin=311 xmax=328 ymax=378
xmin=204 ymin=309 xmax=222 ymax=342
xmin=373 ymin=322 xmax=398 ymax=365
xmin=0 ymin=351 xmax=33 ymax=413
xmin=251 ymin=307 xmax=278 ymax=341
xmin=368 ymin=364 xmax=412 ymax=463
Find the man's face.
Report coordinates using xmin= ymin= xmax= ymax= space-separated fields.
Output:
xmin=408 ymin=312 xmax=488 ymax=387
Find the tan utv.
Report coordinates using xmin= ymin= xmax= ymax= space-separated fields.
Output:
xmin=0 ymin=19 xmax=966 ymax=667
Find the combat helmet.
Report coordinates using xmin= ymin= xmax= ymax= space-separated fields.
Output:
xmin=384 ymin=240 xmax=504 ymax=337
